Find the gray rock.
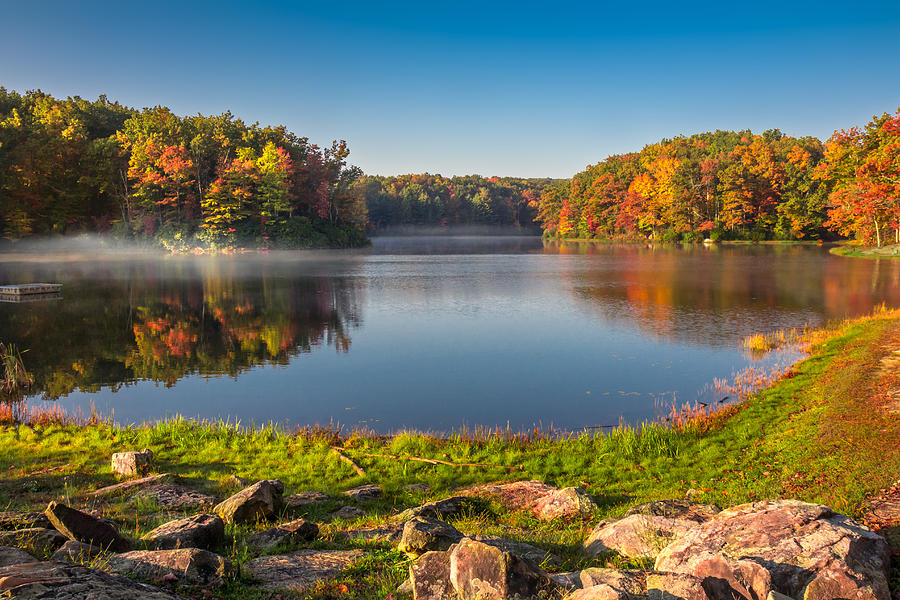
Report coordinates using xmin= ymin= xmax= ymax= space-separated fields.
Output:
xmin=133 ymin=484 xmax=218 ymax=510
xmin=0 ymin=512 xmax=52 ymax=530
xmin=449 ymin=537 xmax=558 ymax=600
xmin=111 ymin=449 xmax=154 ymax=477
xmin=0 ymin=545 xmax=38 ymax=566
xmin=213 ymin=479 xmax=284 ymax=524
xmin=284 ymin=491 xmax=330 ymax=508
xmin=141 ymin=514 xmax=225 ymax=551
xmin=91 ymin=474 xmax=178 ymax=498
xmin=398 ymin=517 xmax=464 ymax=556
xmin=244 ymin=549 xmax=366 ymax=590
xmin=410 ymin=550 xmax=454 ymax=600
xmin=246 ymin=519 xmax=319 ymax=551
xmin=330 ymin=505 xmax=365 ymax=520
xmin=343 ymin=483 xmax=383 ymax=501
xmin=0 ymin=528 xmax=67 ymax=554
xmin=584 ymin=514 xmax=699 ymax=559
xmin=44 ymin=502 xmax=130 ymax=552
xmin=50 ymin=540 xmax=103 ymax=564
xmin=655 ymin=500 xmax=892 ymax=600
xmin=108 ymin=548 xmax=231 ymax=587
xmin=0 ymin=561 xmax=183 ymax=599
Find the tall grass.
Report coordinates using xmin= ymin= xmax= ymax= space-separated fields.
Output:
xmin=0 ymin=342 xmax=33 ymax=398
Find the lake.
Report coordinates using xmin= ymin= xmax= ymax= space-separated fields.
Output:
xmin=1 ymin=238 xmax=898 ymax=433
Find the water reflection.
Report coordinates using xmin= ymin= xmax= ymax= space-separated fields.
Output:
xmin=0 ymin=240 xmax=897 ymax=431
xmin=0 ymin=258 xmax=362 ymax=399
xmin=546 ymin=242 xmax=900 ymax=346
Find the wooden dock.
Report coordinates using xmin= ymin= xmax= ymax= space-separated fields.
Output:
xmin=0 ymin=283 xmax=63 ymax=296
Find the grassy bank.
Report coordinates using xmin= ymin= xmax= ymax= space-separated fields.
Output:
xmin=0 ymin=309 xmax=898 ymax=598
xmin=831 ymin=243 xmax=900 ymax=258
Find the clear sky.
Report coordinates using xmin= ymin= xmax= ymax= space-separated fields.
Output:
xmin=2 ymin=0 xmax=899 ymax=178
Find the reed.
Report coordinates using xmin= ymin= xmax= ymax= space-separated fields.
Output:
xmin=0 ymin=342 xmax=34 ymax=398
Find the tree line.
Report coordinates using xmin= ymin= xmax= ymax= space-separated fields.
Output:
xmin=361 ymin=173 xmax=558 ymax=231
xmin=532 ymin=108 xmax=900 ymax=246
xmin=1 ymin=87 xmax=897 ymax=248
xmin=0 ymin=88 xmax=368 ymax=249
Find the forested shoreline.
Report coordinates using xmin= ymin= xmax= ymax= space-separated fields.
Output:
xmin=533 ymin=109 xmax=900 ymax=246
xmin=0 ymin=88 xmax=368 ymax=250
xmin=1 ymin=87 xmax=897 ymax=249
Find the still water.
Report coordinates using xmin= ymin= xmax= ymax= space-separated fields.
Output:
xmin=1 ymin=238 xmax=898 ymax=433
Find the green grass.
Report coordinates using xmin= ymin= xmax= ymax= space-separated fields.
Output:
xmin=0 ymin=310 xmax=898 ymax=598
xmin=830 ymin=243 xmax=900 ymax=258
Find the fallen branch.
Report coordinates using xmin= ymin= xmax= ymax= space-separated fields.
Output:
xmin=341 ymin=449 xmax=520 ymax=470
xmin=330 ymin=446 xmax=366 ymax=477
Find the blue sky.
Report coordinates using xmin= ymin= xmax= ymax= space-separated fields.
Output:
xmin=2 ymin=0 xmax=899 ymax=178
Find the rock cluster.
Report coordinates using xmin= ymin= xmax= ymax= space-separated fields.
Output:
xmin=405 ymin=494 xmax=892 ymax=600
xmin=0 ymin=458 xmax=892 ymax=600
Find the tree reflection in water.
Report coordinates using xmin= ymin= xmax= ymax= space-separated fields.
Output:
xmin=0 ymin=258 xmax=362 ymax=400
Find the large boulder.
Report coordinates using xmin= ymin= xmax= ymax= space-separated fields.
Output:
xmin=111 ymin=449 xmax=154 ymax=477
xmin=449 ymin=537 xmax=558 ymax=600
xmin=0 ymin=561 xmax=183 ymax=599
xmin=654 ymin=499 xmax=892 ymax=600
xmin=0 ymin=546 xmax=38 ymax=567
xmin=410 ymin=550 xmax=454 ymax=600
xmin=398 ymin=517 xmax=464 ymax=556
xmin=0 ymin=529 xmax=66 ymax=554
xmin=44 ymin=502 xmax=130 ymax=552
xmin=213 ymin=479 xmax=284 ymax=524
xmin=244 ymin=549 xmax=366 ymax=590
xmin=584 ymin=514 xmax=699 ymax=559
xmin=461 ymin=480 xmax=597 ymax=522
xmin=141 ymin=514 xmax=225 ymax=550
xmin=246 ymin=519 xmax=319 ymax=551
xmin=108 ymin=548 xmax=231 ymax=587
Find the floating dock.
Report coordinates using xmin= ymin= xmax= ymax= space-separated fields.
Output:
xmin=0 ymin=283 xmax=63 ymax=296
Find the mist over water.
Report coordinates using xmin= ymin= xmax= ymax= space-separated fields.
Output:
xmin=1 ymin=238 xmax=898 ymax=433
